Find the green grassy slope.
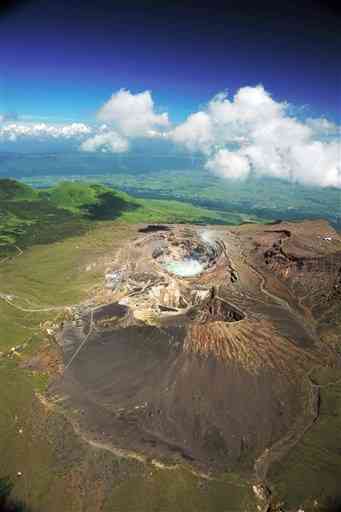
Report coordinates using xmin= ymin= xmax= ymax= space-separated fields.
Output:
xmin=0 ymin=179 xmax=267 ymax=254
xmin=19 ymin=165 xmax=341 ymax=228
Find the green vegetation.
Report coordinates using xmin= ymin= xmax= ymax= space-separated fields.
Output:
xmin=41 ymin=180 xmax=100 ymax=211
xmin=2 ymin=151 xmax=341 ymax=227
xmin=103 ymin=469 xmax=254 ymax=512
xmin=0 ymin=179 xmax=37 ymax=202
xmin=0 ymin=221 xmax=131 ymax=351
xmin=0 ymin=222 xmax=131 ymax=510
xmin=0 ymin=179 xmax=267 ymax=255
xmin=0 ymin=180 xmax=89 ymax=251
xmin=118 ymin=197 xmax=262 ymax=225
xmin=6 ymin=151 xmax=339 ymax=227
xmin=269 ymin=367 xmax=341 ymax=511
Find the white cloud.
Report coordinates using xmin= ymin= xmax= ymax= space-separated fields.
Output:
xmin=1 ymin=86 xmax=340 ymax=187
xmin=286 ymin=141 xmax=340 ymax=188
xmin=0 ymin=117 xmax=130 ymax=155
xmin=170 ymin=85 xmax=341 ymax=187
xmin=0 ymin=122 xmax=92 ymax=141
xmin=306 ymin=117 xmax=340 ymax=138
xmin=79 ymin=89 xmax=170 ymax=153
xmin=205 ymin=149 xmax=250 ymax=179
xmin=80 ymin=131 xmax=129 ymax=153
xmin=170 ymin=86 xmax=286 ymax=151
xmin=170 ymin=111 xmax=214 ymax=154
xmin=97 ymin=89 xmax=169 ymax=137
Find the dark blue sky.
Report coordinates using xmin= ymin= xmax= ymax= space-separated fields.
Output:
xmin=0 ymin=0 xmax=340 ymax=123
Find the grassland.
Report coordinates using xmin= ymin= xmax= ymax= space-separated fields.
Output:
xmin=0 ymin=179 xmax=267 ymax=255
xmin=269 ymin=366 xmax=341 ymax=511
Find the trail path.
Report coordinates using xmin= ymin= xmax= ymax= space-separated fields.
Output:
xmin=0 ymin=293 xmax=75 ymax=313
xmin=64 ymin=309 xmax=95 ymax=371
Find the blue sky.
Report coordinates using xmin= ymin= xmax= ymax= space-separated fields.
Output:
xmin=0 ymin=0 xmax=340 ymax=188
xmin=0 ymin=0 xmax=340 ymax=123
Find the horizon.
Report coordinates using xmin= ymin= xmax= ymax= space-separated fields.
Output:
xmin=0 ymin=0 xmax=340 ymax=189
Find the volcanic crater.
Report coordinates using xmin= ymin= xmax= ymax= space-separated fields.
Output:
xmin=51 ymin=221 xmax=341 ymax=478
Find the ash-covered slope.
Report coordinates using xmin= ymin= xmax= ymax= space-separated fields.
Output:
xmin=51 ymin=221 xmax=341 ymax=477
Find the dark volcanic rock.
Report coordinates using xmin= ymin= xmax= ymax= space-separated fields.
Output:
xmin=53 ymin=320 xmax=303 ymax=472
xmin=51 ymin=221 xmax=341 ymax=476
xmin=139 ymin=224 xmax=170 ymax=233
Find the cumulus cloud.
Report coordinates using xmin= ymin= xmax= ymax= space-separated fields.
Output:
xmin=97 ymin=89 xmax=169 ymax=137
xmin=170 ymin=111 xmax=214 ymax=154
xmin=170 ymin=86 xmax=286 ymax=152
xmin=1 ymin=86 xmax=340 ymax=187
xmin=0 ymin=117 xmax=130 ymax=154
xmin=205 ymin=149 xmax=250 ymax=179
xmin=306 ymin=117 xmax=340 ymax=138
xmin=0 ymin=122 xmax=92 ymax=142
xmin=79 ymin=89 xmax=170 ymax=152
xmin=80 ymin=131 xmax=129 ymax=153
xmin=284 ymin=141 xmax=340 ymax=188
xmin=170 ymin=85 xmax=341 ymax=187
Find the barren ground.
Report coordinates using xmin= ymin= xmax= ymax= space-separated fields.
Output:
xmin=49 ymin=221 xmax=341 ymax=506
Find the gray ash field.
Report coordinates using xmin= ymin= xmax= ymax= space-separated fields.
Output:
xmin=50 ymin=220 xmax=341 ymax=496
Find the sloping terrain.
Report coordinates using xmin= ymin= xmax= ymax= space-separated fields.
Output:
xmin=0 ymin=179 xmax=257 ymax=254
xmin=52 ymin=221 xmax=341 ymax=493
xmin=2 ymin=213 xmax=341 ymax=512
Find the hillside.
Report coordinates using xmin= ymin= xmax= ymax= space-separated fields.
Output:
xmin=0 ymin=179 xmax=266 ymax=254
xmin=2 ymin=152 xmax=340 ymax=228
